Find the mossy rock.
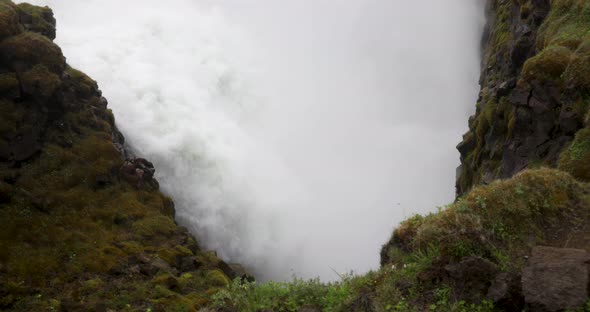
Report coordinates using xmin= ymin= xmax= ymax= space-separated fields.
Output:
xmin=152 ymin=273 xmax=179 ymax=291
xmin=0 ymin=31 xmax=65 ymax=73
xmin=158 ymin=245 xmax=193 ymax=267
xmin=206 ymin=269 xmax=230 ymax=287
xmin=132 ymin=214 xmax=177 ymax=238
xmin=16 ymin=3 xmax=56 ymax=40
xmin=558 ymin=127 xmax=590 ymax=181
xmin=20 ymin=64 xmax=61 ymax=99
xmin=522 ymin=45 xmax=572 ymax=84
xmin=383 ymin=168 xmax=590 ymax=268
xmin=0 ymin=0 xmax=21 ymax=40
xmin=563 ymin=52 xmax=590 ymax=91
xmin=153 ymin=294 xmax=198 ymax=312
xmin=81 ymin=278 xmax=104 ymax=293
xmin=66 ymin=66 xmax=99 ymax=98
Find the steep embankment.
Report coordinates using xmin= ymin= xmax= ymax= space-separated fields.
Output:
xmin=0 ymin=1 xmax=242 ymax=311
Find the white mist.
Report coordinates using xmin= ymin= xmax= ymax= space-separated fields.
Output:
xmin=20 ymin=0 xmax=484 ymax=280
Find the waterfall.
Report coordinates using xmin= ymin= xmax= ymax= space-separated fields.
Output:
xmin=21 ymin=0 xmax=484 ymax=280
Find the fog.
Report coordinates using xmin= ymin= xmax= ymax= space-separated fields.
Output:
xmin=20 ymin=0 xmax=484 ymax=280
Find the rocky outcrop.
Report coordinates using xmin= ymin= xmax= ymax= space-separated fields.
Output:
xmin=0 ymin=1 xmax=237 ymax=311
xmin=456 ymin=0 xmax=590 ymax=195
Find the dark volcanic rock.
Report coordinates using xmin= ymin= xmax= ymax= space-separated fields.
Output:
xmin=119 ymin=157 xmax=158 ymax=189
xmin=522 ymin=246 xmax=590 ymax=312
xmin=453 ymin=0 xmax=589 ymax=196
xmin=445 ymin=256 xmax=498 ymax=303
xmin=486 ymin=272 xmax=524 ymax=311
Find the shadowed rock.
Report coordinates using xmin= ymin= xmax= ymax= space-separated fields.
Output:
xmin=522 ymin=246 xmax=590 ymax=312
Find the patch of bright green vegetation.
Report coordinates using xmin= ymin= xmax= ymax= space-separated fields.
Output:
xmin=211 ymin=270 xmax=496 ymax=312
xmin=522 ymin=45 xmax=572 ymax=84
xmin=559 ymin=128 xmax=590 ymax=180
xmin=526 ymin=0 xmax=590 ymax=89
xmin=212 ymin=275 xmax=364 ymax=312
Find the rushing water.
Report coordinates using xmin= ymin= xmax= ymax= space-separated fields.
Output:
xmin=20 ymin=0 xmax=484 ymax=280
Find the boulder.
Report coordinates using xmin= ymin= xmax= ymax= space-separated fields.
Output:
xmin=522 ymin=246 xmax=590 ymax=312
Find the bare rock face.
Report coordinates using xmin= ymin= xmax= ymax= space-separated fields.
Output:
xmin=522 ymin=246 xmax=590 ymax=312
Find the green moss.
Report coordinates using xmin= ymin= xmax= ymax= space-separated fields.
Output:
xmin=537 ymin=0 xmax=590 ymax=49
xmin=0 ymin=0 xmax=21 ymax=40
xmin=563 ymin=51 xmax=590 ymax=91
xmin=522 ymin=45 xmax=572 ymax=84
xmin=558 ymin=127 xmax=590 ymax=180
xmin=0 ymin=31 xmax=64 ymax=73
xmin=16 ymin=3 xmax=55 ymax=40
xmin=533 ymin=0 xmax=590 ymax=92
xmin=133 ymin=215 xmax=177 ymax=238
xmin=384 ymin=169 xmax=590 ymax=267
xmin=207 ymin=270 xmax=231 ymax=287
xmin=66 ymin=65 xmax=99 ymax=97
xmin=82 ymin=278 xmax=104 ymax=292
xmin=152 ymin=273 xmax=179 ymax=290
xmin=158 ymin=245 xmax=193 ymax=266
xmin=20 ymin=64 xmax=61 ymax=98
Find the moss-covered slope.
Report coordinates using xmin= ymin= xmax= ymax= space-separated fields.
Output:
xmin=0 ymin=1 xmax=238 ymax=311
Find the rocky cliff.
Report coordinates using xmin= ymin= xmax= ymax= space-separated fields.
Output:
xmin=0 ymin=1 xmax=242 ymax=311
xmin=378 ymin=0 xmax=590 ymax=310
xmin=456 ymin=0 xmax=590 ymax=195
